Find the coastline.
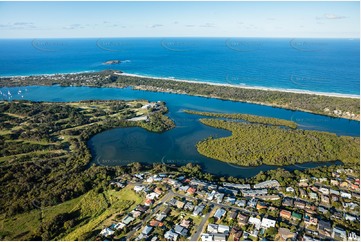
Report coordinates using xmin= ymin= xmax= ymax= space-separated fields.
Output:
xmin=2 ymin=70 xmax=359 ymax=99
xmin=116 ymin=72 xmax=360 ymax=99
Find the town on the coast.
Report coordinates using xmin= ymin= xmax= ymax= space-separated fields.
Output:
xmin=98 ymin=167 xmax=360 ymax=241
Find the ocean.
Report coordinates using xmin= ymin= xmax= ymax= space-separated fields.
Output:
xmin=0 ymin=38 xmax=359 ymax=95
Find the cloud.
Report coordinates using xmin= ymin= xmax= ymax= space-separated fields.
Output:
xmin=148 ymin=24 xmax=163 ymax=28
xmin=316 ymin=13 xmax=347 ymax=20
xmin=200 ymin=23 xmax=215 ymax=28
xmin=324 ymin=14 xmax=346 ymax=19
xmin=63 ymin=24 xmax=85 ymax=30
xmin=0 ymin=22 xmax=36 ymax=29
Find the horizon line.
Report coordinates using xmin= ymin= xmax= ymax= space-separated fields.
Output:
xmin=0 ymin=36 xmax=360 ymax=39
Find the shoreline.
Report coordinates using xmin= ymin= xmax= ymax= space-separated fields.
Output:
xmin=1 ymin=70 xmax=359 ymax=99
xmin=117 ymin=72 xmax=360 ymax=99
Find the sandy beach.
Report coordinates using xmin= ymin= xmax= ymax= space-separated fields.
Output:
xmin=116 ymin=72 xmax=360 ymax=99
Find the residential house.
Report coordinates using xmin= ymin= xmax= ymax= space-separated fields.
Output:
xmin=319 ymin=187 xmax=329 ymax=195
xmin=304 ymin=213 xmax=318 ymax=226
xmin=155 ymin=213 xmax=167 ymax=222
xmin=175 ymin=200 xmax=185 ymax=209
xmin=164 ymin=230 xmax=178 ymax=241
xmin=331 ymin=180 xmax=339 ymax=186
xmin=179 ymin=185 xmax=190 ymax=192
xmin=215 ymin=192 xmax=225 ymax=203
xmin=207 ymin=224 xmax=219 ymax=234
xmin=291 ymin=212 xmax=302 ymax=221
xmin=248 ymin=217 xmax=262 ymax=230
xmin=256 ymin=202 xmax=267 ymax=210
xmin=318 ymin=220 xmax=332 ymax=237
xmin=134 ymin=185 xmax=145 ymax=193
xmin=233 ymin=230 xmax=243 ymax=241
xmin=254 ymin=180 xmax=280 ymax=189
xmin=213 ymin=234 xmax=227 ymax=241
xmin=321 ymin=195 xmax=330 ymax=204
xmin=309 ymin=192 xmax=318 ymax=200
xmin=217 ymin=224 xmax=230 ymax=234
xmin=229 ymin=210 xmax=238 ymax=220
xmin=174 ymin=224 xmax=188 ymax=237
xmin=248 ymin=198 xmax=258 ymax=208
xmin=145 ymin=199 xmax=154 ymax=207
xmin=100 ymin=228 xmax=115 ymax=237
xmin=142 ymin=225 xmax=153 ymax=235
xmin=235 ymin=199 xmax=246 ymax=207
xmin=317 ymin=205 xmax=327 ymax=212
xmin=122 ymin=215 xmax=135 ymax=225
xmin=310 ymin=186 xmax=319 ymax=192
xmin=237 ymin=213 xmax=249 ymax=226
xmin=184 ymin=202 xmax=194 ymax=211
xmin=223 ymin=182 xmax=251 ymax=190
xmin=114 ymin=222 xmax=126 ymax=230
xmin=146 ymin=192 xmax=160 ymax=200
xmin=351 ymin=184 xmax=359 ymax=190
xmin=277 ymin=228 xmax=296 ymax=241
xmin=242 ymin=189 xmax=267 ymax=197
xmin=201 ymin=233 xmax=213 ymax=241
xmin=282 ymin=198 xmax=293 ymax=207
xmin=299 ymin=188 xmax=307 ymax=198
xmin=193 ymin=204 xmax=205 ymax=216
xmin=154 ymin=187 xmax=163 ymax=195
xmin=261 ymin=218 xmax=276 ymax=228
xmin=294 ymin=200 xmax=306 ymax=209
xmin=180 ymin=219 xmax=191 ymax=229
xmin=330 ymin=189 xmax=340 ymax=195
xmin=298 ymin=179 xmax=308 ymax=187
xmin=225 ymin=197 xmax=236 ymax=205
xmin=340 ymin=181 xmax=349 ymax=188
xmin=286 ymin=187 xmax=295 ymax=193
xmin=257 ymin=194 xmax=280 ymax=200
xmin=340 ymin=191 xmax=352 ymax=199
xmin=331 ymin=211 xmax=343 ymax=220
xmin=331 ymin=194 xmax=339 ymax=202
xmin=187 ymin=187 xmax=196 ymax=195
xmin=332 ymin=227 xmax=347 ymax=241
xmin=214 ymin=208 xmax=226 ymax=220
xmin=130 ymin=210 xmax=142 ymax=218
xmin=207 ymin=190 xmax=216 ymax=201
xmin=345 ymin=214 xmax=357 ymax=222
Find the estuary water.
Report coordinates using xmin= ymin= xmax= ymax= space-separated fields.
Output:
xmin=0 ymin=85 xmax=358 ymax=178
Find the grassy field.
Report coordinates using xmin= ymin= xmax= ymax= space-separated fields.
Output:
xmin=0 ymin=185 xmax=142 ymax=241
xmin=61 ymin=185 xmax=142 ymax=241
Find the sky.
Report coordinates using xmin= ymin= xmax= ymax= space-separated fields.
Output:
xmin=0 ymin=1 xmax=359 ymax=38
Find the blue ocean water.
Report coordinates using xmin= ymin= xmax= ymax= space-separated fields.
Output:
xmin=0 ymin=38 xmax=359 ymax=95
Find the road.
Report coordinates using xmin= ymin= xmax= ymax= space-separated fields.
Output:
xmin=126 ymin=191 xmax=173 ymax=240
xmin=190 ymin=206 xmax=214 ymax=241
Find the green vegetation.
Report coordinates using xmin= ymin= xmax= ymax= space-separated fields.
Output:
xmin=0 ymin=100 xmax=174 ymax=224
xmin=196 ymin=118 xmax=359 ymax=166
xmin=0 ymin=185 xmax=141 ymax=241
xmin=184 ymin=109 xmax=297 ymax=128
xmin=0 ymin=70 xmax=359 ymax=120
